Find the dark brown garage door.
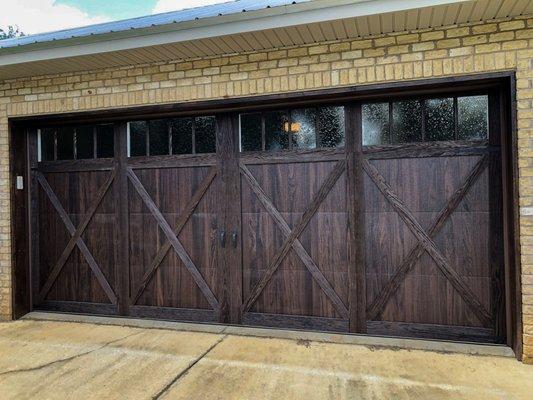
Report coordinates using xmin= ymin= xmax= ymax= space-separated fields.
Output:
xmin=27 ymin=89 xmax=506 ymax=344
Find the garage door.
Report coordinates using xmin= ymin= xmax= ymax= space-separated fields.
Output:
xmin=28 ymin=90 xmax=506 ymax=343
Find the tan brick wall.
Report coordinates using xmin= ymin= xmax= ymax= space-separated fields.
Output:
xmin=0 ymin=15 xmax=532 ymax=362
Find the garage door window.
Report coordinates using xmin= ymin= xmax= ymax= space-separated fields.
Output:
xmin=128 ymin=116 xmax=216 ymax=157
xmin=362 ymin=95 xmax=488 ymax=146
xmin=240 ymin=106 xmax=345 ymax=152
xmin=38 ymin=124 xmax=114 ymax=161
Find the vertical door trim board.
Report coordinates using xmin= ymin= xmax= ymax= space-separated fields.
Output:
xmin=28 ymin=129 xmax=39 ymax=311
xmin=346 ymin=103 xmax=366 ymax=333
xmin=216 ymin=113 xmax=242 ymax=324
xmin=500 ymin=74 xmax=522 ymax=360
xmin=488 ymin=89 xmax=506 ymax=343
xmin=9 ymin=124 xmax=31 ymax=318
xmin=115 ymin=122 xmax=130 ymax=316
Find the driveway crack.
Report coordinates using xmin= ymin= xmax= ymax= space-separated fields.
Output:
xmin=0 ymin=330 xmax=142 ymax=377
xmin=152 ymin=334 xmax=228 ymax=400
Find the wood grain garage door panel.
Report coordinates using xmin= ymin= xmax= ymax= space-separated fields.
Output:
xmin=241 ymin=159 xmax=350 ymax=326
xmin=128 ymin=166 xmax=220 ymax=315
xmin=37 ymin=170 xmax=117 ymax=305
xmin=364 ymin=154 xmax=499 ymax=339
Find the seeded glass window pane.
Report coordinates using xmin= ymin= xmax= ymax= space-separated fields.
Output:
xmin=195 ymin=116 xmax=216 ymax=154
xmin=240 ymin=113 xmax=262 ymax=151
xmin=457 ymin=95 xmax=488 ymax=140
xmin=265 ymin=111 xmax=289 ymax=151
xmin=129 ymin=121 xmax=147 ymax=157
xmin=318 ymin=106 xmax=345 ymax=148
xmin=171 ymin=118 xmax=193 ymax=155
xmin=57 ymin=127 xmax=74 ymax=160
xmin=291 ymin=108 xmax=316 ymax=149
xmin=425 ymin=98 xmax=455 ymax=141
xmin=96 ymin=125 xmax=114 ymax=158
xmin=40 ymin=128 xmax=55 ymax=161
xmin=75 ymin=126 xmax=94 ymax=159
xmin=362 ymin=103 xmax=389 ymax=145
xmin=148 ymin=119 xmax=169 ymax=156
xmin=392 ymin=100 xmax=422 ymax=143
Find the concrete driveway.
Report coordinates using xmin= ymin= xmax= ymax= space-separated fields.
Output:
xmin=0 ymin=319 xmax=531 ymax=400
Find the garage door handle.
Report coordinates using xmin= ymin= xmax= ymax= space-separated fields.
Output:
xmin=231 ymin=231 xmax=238 ymax=248
xmin=219 ymin=230 xmax=226 ymax=248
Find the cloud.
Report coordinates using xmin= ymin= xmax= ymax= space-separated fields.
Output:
xmin=153 ymin=0 xmax=228 ymax=14
xmin=0 ymin=0 xmax=110 ymax=35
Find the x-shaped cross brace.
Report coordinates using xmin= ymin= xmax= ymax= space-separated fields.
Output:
xmin=37 ymin=170 xmax=118 ymax=304
xmin=363 ymin=156 xmax=493 ymax=327
xmin=127 ymin=167 xmax=219 ymax=311
xmin=240 ymin=160 xmax=349 ymax=319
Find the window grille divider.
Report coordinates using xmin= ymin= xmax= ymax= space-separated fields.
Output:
xmin=315 ymin=107 xmax=321 ymax=147
xmin=283 ymin=110 xmax=292 ymax=150
xmin=261 ymin=113 xmax=266 ymax=151
xmin=453 ymin=96 xmax=459 ymax=140
xmin=53 ymin=129 xmax=58 ymax=161
xmin=93 ymin=126 xmax=98 ymax=159
xmin=421 ymin=100 xmax=426 ymax=142
xmin=37 ymin=129 xmax=42 ymax=162
xmin=73 ymin=128 xmax=78 ymax=160
xmin=146 ymin=124 xmax=150 ymax=156
xmin=388 ymin=102 xmax=393 ymax=144
xmin=192 ymin=118 xmax=196 ymax=154
xmin=168 ymin=121 xmax=173 ymax=156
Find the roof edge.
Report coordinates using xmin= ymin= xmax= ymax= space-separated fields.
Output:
xmin=0 ymin=0 xmax=470 ymax=67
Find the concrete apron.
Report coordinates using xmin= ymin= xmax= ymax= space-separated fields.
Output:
xmin=1 ymin=317 xmax=532 ymax=400
xmin=25 ymin=311 xmax=514 ymax=357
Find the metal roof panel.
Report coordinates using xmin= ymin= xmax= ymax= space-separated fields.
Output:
xmin=0 ymin=0 xmax=311 ymax=49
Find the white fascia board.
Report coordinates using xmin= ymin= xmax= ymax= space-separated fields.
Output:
xmin=0 ymin=0 xmax=470 ymax=67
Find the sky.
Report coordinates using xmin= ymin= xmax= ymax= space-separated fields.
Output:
xmin=0 ymin=0 xmax=229 ymax=35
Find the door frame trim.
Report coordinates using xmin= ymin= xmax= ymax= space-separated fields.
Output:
xmin=10 ymin=72 xmax=515 ymax=127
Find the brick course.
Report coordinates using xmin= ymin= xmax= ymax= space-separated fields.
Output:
xmin=0 ymin=16 xmax=532 ymax=363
